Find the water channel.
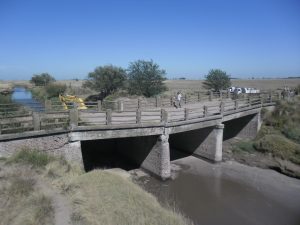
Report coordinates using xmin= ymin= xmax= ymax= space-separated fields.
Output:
xmin=134 ymin=156 xmax=300 ymax=225
xmin=11 ymin=87 xmax=44 ymax=111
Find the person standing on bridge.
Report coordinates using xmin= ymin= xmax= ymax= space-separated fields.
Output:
xmin=177 ymin=91 xmax=182 ymax=108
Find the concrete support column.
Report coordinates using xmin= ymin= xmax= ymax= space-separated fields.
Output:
xmin=214 ymin=124 xmax=224 ymax=162
xmin=192 ymin=124 xmax=224 ymax=162
xmin=141 ymin=134 xmax=171 ymax=180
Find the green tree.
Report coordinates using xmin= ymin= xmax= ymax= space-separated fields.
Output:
xmin=30 ymin=73 xmax=55 ymax=86
xmin=83 ymin=65 xmax=127 ymax=96
xmin=127 ymin=60 xmax=167 ymax=97
xmin=203 ymin=69 xmax=231 ymax=91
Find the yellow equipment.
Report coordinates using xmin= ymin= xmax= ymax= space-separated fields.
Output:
xmin=59 ymin=94 xmax=87 ymax=110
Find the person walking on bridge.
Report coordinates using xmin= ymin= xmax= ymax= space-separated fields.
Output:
xmin=177 ymin=91 xmax=182 ymax=108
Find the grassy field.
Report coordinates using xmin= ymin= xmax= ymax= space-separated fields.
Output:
xmin=2 ymin=78 xmax=299 ymax=93
xmin=164 ymin=79 xmax=300 ymax=94
xmin=0 ymin=149 xmax=192 ymax=225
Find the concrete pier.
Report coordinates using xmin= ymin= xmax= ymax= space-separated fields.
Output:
xmin=141 ymin=134 xmax=171 ymax=180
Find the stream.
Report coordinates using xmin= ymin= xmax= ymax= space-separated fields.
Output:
xmin=11 ymin=87 xmax=44 ymax=111
xmin=134 ymin=156 xmax=300 ymax=225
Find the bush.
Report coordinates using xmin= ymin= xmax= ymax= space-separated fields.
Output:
xmin=254 ymin=134 xmax=300 ymax=164
xmin=45 ymin=83 xmax=67 ymax=98
xmin=30 ymin=73 xmax=55 ymax=86
xmin=83 ymin=65 xmax=127 ymax=97
xmin=282 ymin=125 xmax=300 ymax=143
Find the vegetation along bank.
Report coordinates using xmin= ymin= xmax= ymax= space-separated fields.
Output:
xmin=0 ymin=149 xmax=192 ymax=225
xmin=227 ymin=95 xmax=300 ymax=178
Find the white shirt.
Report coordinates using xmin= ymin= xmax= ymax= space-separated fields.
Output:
xmin=177 ymin=93 xmax=182 ymax=101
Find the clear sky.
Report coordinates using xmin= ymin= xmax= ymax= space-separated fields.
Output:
xmin=0 ymin=0 xmax=299 ymax=80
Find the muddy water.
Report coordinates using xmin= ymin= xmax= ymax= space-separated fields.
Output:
xmin=135 ymin=156 xmax=300 ymax=225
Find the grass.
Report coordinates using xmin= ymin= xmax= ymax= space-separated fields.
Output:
xmin=0 ymin=165 xmax=54 ymax=225
xmin=7 ymin=148 xmax=55 ymax=168
xmin=234 ymin=97 xmax=300 ymax=167
xmin=233 ymin=141 xmax=256 ymax=153
xmin=68 ymin=170 xmax=191 ymax=225
xmin=1 ymin=149 xmax=192 ymax=225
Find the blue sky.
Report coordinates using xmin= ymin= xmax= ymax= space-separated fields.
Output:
xmin=0 ymin=0 xmax=299 ymax=80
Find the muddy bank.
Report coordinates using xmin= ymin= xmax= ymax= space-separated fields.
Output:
xmin=223 ymin=138 xmax=300 ymax=179
xmin=132 ymin=156 xmax=300 ymax=225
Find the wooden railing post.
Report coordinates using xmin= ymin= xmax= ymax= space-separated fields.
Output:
xmin=234 ymin=100 xmax=239 ymax=110
xmin=32 ymin=112 xmax=41 ymax=131
xmin=277 ymin=92 xmax=281 ymax=101
xmin=97 ymin=100 xmax=102 ymax=111
xmin=138 ymin=99 xmax=142 ymax=109
xmin=118 ymin=100 xmax=124 ymax=112
xmin=106 ymin=109 xmax=112 ymax=125
xmin=184 ymin=108 xmax=189 ymax=120
xmin=248 ymin=95 xmax=251 ymax=107
xmin=161 ymin=109 xmax=168 ymax=123
xmin=220 ymin=91 xmax=222 ymax=99
xmin=184 ymin=94 xmax=187 ymax=104
xmin=45 ymin=100 xmax=52 ymax=111
xmin=155 ymin=96 xmax=161 ymax=107
xmin=170 ymin=97 xmax=173 ymax=107
xmin=0 ymin=124 xmax=2 ymax=135
xmin=136 ymin=109 xmax=141 ymax=124
xmin=209 ymin=91 xmax=213 ymax=101
xmin=198 ymin=92 xmax=201 ymax=102
xmin=203 ymin=106 xmax=208 ymax=117
xmin=220 ymin=101 xmax=225 ymax=115
xmin=69 ymin=108 xmax=78 ymax=128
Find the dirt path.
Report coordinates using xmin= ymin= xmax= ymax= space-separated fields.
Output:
xmin=37 ymin=179 xmax=72 ymax=225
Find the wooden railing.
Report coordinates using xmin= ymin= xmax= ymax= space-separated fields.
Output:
xmin=0 ymin=94 xmax=279 ymax=136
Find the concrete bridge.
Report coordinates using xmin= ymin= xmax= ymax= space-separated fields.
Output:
xmin=0 ymin=95 xmax=276 ymax=179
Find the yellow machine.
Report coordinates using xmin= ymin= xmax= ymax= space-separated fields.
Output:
xmin=59 ymin=94 xmax=87 ymax=110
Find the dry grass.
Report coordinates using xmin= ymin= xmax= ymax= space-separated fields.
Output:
xmin=7 ymin=148 xmax=56 ymax=168
xmin=0 ymin=164 xmax=54 ymax=225
xmin=45 ymin=159 xmax=192 ymax=225
xmin=164 ymin=79 xmax=300 ymax=94
xmin=1 ymin=149 xmax=191 ymax=225
xmin=67 ymin=170 xmax=192 ymax=225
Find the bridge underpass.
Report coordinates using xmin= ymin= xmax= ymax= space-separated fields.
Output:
xmin=81 ymin=135 xmax=161 ymax=172
xmin=223 ymin=113 xmax=261 ymax=141
xmin=80 ymin=123 xmax=225 ymax=179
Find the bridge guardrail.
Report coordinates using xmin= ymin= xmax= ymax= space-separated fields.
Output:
xmin=0 ymin=93 xmax=282 ymax=136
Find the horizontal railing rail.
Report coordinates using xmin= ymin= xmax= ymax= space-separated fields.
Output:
xmin=0 ymin=93 xmax=283 ymax=136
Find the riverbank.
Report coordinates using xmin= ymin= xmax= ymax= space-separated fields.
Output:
xmin=0 ymin=149 xmax=191 ymax=225
xmin=132 ymin=156 xmax=300 ymax=225
xmin=223 ymin=137 xmax=300 ymax=179
xmin=224 ymin=96 xmax=300 ymax=179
